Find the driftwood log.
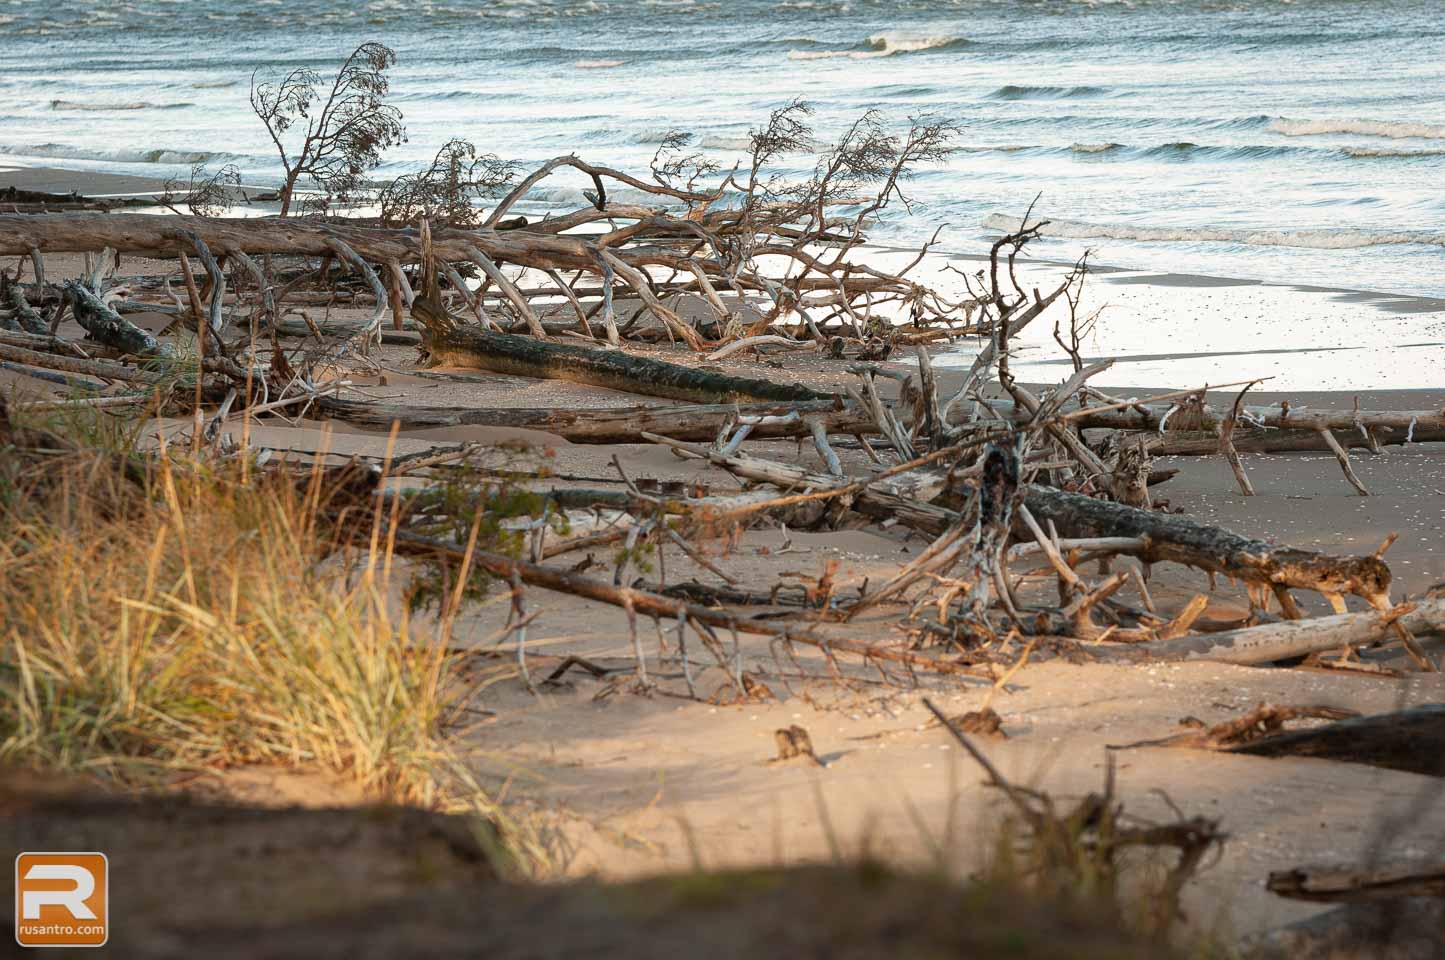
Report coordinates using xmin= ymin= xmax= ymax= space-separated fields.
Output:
xmin=410 ymin=294 xmax=827 ymax=404
xmin=1094 ymin=599 xmax=1445 ymax=667
xmin=1021 ymin=484 xmax=1394 ymax=607
xmin=314 ymin=396 xmax=869 ymax=443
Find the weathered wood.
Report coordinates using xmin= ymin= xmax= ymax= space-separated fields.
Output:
xmin=314 ymin=395 xmax=867 ymax=443
xmin=1153 ymin=425 xmax=1445 ymax=454
xmin=411 ymin=294 xmax=828 ymax=404
xmin=2 ymin=274 xmax=48 ymax=335
xmin=1093 ymin=599 xmax=1445 ymax=667
xmin=63 ymin=280 xmax=173 ymax=359
xmin=1022 ymin=484 xmax=1395 ymax=605
xmin=0 ymin=340 xmax=166 ymax=384
xmin=1230 ymin=705 xmax=1445 ymax=776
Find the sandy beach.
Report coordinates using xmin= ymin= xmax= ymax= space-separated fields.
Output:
xmin=5 ymin=161 xmax=1444 ymax=946
xmin=4 ymin=12 xmax=1445 ymax=945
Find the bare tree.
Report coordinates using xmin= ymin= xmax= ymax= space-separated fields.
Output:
xmin=378 ymin=139 xmax=517 ymax=228
xmin=250 ymin=41 xmax=406 ymax=216
xmin=159 ymin=162 xmax=242 ymax=218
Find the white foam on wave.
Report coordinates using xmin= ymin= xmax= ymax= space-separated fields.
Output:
xmin=697 ymin=133 xmax=753 ymax=151
xmin=788 ymin=32 xmax=963 ymax=61
xmin=983 ymin=213 xmax=1445 ymax=251
xmin=50 ymin=99 xmax=193 ymax=112
xmin=1071 ymin=142 xmax=1123 ymax=153
xmin=1271 ymin=117 xmax=1445 ymax=140
xmin=1343 ymin=145 xmax=1445 ymax=158
xmin=575 ymin=59 xmax=625 ymax=69
xmin=0 ymin=142 xmax=231 ymax=165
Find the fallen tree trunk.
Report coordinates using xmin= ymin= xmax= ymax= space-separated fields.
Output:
xmin=1153 ymin=425 xmax=1445 ymax=454
xmin=1022 ymin=484 xmax=1395 ymax=606
xmin=2 ymin=274 xmax=48 ymax=335
xmin=63 ymin=279 xmax=172 ymax=359
xmin=315 ymin=395 xmax=870 ymax=442
xmin=1092 ymin=599 xmax=1445 ymax=666
xmin=1073 ymin=399 xmax=1445 ymax=436
xmin=411 ymin=294 xmax=829 ymax=404
xmin=0 ymin=212 xmax=600 ymax=271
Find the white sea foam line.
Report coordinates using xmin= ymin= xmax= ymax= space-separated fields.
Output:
xmin=787 ymin=32 xmax=961 ymax=60
xmin=1271 ymin=117 xmax=1445 ymax=140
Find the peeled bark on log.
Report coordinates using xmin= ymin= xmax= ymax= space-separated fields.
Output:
xmin=314 ymin=396 xmax=868 ymax=443
xmin=2 ymin=274 xmax=48 ymax=335
xmin=0 ymin=340 xmax=166 ymax=384
xmin=1022 ymin=484 xmax=1394 ymax=606
xmin=412 ymin=295 xmax=827 ymax=404
xmin=63 ymin=280 xmax=173 ymax=359
xmin=1230 ymin=705 xmax=1445 ymax=776
xmin=1091 ymin=599 xmax=1445 ymax=667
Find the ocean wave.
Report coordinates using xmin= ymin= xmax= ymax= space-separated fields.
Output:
xmin=983 ymin=213 xmax=1445 ymax=251
xmin=1271 ymin=118 xmax=1445 ymax=140
xmin=0 ymin=143 xmax=232 ymax=165
xmin=957 ymin=144 xmax=1040 ymax=154
xmin=787 ymin=32 xmax=966 ymax=61
xmin=1071 ymin=142 xmax=1124 ymax=153
xmin=50 ymin=99 xmax=191 ymax=111
xmin=190 ymin=80 xmax=238 ymax=89
xmin=989 ymin=84 xmax=1108 ymax=100
xmin=697 ymin=133 xmax=753 ymax=151
xmin=1342 ymin=146 xmax=1445 ymax=159
xmin=1142 ymin=142 xmax=1306 ymax=161
xmin=575 ymin=59 xmax=625 ymax=69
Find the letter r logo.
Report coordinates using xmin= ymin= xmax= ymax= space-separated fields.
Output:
xmin=14 ymin=853 xmax=109 ymax=947
xmin=21 ymin=864 xmax=97 ymax=920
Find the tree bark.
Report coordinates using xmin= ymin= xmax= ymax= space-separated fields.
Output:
xmin=413 ymin=296 xmax=828 ymax=404
xmin=63 ymin=279 xmax=173 ymax=359
xmin=1022 ymin=484 xmax=1394 ymax=605
xmin=1091 ymin=599 xmax=1445 ymax=666
xmin=315 ymin=396 xmax=868 ymax=443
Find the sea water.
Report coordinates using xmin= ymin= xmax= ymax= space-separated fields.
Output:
xmin=2 ymin=0 xmax=1443 ymax=296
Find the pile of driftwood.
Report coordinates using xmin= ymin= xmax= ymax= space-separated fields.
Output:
xmin=3 ymin=143 xmax=1444 ymax=956
xmin=1 ymin=199 xmax=1442 ymax=678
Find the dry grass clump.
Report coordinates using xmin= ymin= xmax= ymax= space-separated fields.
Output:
xmin=0 ymin=423 xmax=466 ymax=807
